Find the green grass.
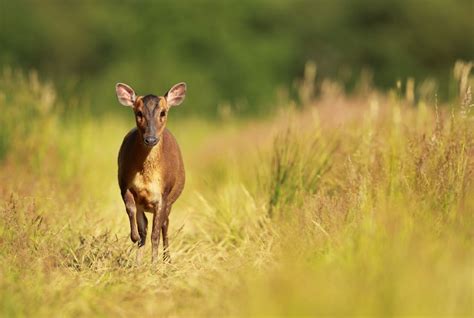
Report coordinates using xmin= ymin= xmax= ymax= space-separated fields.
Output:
xmin=0 ymin=67 xmax=473 ymax=317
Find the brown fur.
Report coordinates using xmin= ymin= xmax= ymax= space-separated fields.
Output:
xmin=117 ymin=92 xmax=185 ymax=263
xmin=118 ymin=128 xmax=185 ymax=209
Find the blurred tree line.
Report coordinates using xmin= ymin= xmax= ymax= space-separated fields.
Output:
xmin=1 ymin=0 xmax=472 ymax=116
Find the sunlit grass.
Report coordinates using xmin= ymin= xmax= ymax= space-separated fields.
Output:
xmin=0 ymin=67 xmax=473 ymax=317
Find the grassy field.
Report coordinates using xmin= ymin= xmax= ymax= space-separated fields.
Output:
xmin=0 ymin=66 xmax=473 ymax=317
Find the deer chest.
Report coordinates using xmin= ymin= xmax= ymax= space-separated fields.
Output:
xmin=130 ymin=168 xmax=163 ymax=210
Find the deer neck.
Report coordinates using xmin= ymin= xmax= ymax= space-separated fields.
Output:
xmin=135 ymin=135 xmax=163 ymax=170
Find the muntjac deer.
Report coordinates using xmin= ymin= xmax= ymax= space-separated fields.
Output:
xmin=115 ymin=82 xmax=186 ymax=263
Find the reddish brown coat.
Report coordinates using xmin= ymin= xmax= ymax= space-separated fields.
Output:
xmin=118 ymin=127 xmax=185 ymax=210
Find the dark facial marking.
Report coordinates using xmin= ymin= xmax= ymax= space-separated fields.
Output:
xmin=141 ymin=95 xmax=162 ymax=117
xmin=136 ymin=95 xmax=166 ymax=147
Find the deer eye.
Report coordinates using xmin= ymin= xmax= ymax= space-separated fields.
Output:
xmin=136 ymin=111 xmax=143 ymax=118
xmin=160 ymin=110 xmax=166 ymax=117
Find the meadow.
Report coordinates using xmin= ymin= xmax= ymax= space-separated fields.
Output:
xmin=0 ymin=62 xmax=473 ymax=317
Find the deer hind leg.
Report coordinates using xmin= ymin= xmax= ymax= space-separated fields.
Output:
xmin=151 ymin=199 xmax=165 ymax=264
xmin=136 ymin=206 xmax=148 ymax=264
xmin=122 ymin=189 xmax=140 ymax=243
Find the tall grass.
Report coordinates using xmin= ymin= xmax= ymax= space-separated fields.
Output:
xmin=0 ymin=64 xmax=473 ymax=317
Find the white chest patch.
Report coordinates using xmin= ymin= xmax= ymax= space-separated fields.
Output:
xmin=131 ymin=170 xmax=162 ymax=208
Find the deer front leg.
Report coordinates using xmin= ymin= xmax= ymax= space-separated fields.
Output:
xmin=136 ymin=205 xmax=147 ymax=264
xmin=122 ymin=189 xmax=140 ymax=243
xmin=151 ymin=198 xmax=166 ymax=264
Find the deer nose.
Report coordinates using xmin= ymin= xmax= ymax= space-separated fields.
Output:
xmin=144 ymin=136 xmax=158 ymax=146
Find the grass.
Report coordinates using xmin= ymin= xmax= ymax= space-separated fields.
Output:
xmin=0 ymin=65 xmax=473 ymax=317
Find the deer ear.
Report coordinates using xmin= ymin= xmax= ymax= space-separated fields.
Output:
xmin=116 ymin=83 xmax=136 ymax=107
xmin=165 ymin=82 xmax=186 ymax=107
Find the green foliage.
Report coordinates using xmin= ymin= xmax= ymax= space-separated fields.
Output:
xmin=0 ymin=69 xmax=57 ymax=162
xmin=1 ymin=0 xmax=472 ymax=116
xmin=266 ymin=124 xmax=335 ymax=217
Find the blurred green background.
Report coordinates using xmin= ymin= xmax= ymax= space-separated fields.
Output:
xmin=1 ymin=0 xmax=472 ymax=116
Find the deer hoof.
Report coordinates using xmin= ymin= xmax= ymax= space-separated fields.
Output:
xmin=130 ymin=232 xmax=140 ymax=243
